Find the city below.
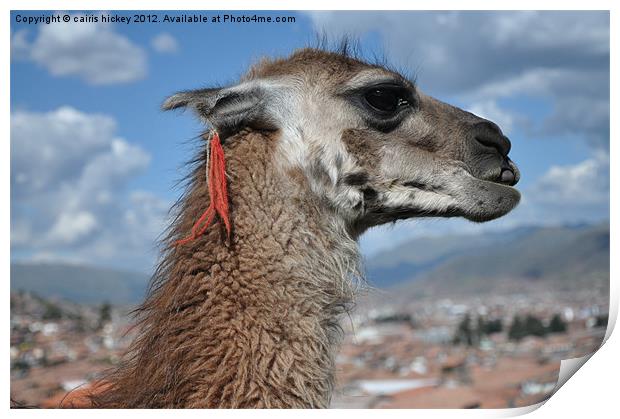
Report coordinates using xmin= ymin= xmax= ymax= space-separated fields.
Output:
xmin=10 ymin=281 xmax=608 ymax=408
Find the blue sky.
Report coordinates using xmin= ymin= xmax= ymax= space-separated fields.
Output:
xmin=10 ymin=11 xmax=610 ymax=272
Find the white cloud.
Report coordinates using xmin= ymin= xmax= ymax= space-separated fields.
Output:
xmin=307 ymin=11 xmax=609 ymax=149
xmin=466 ymin=100 xmax=515 ymax=135
xmin=11 ymin=107 xmax=169 ymax=271
xmin=47 ymin=211 xmax=98 ymax=244
xmin=151 ymin=32 xmax=179 ymax=54
xmin=13 ymin=14 xmax=147 ymax=84
xmin=10 ymin=29 xmax=30 ymax=59
xmin=11 ymin=107 xmax=118 ymax=195
xmin=492 ymin=151 xmax=610 ymax=231
xmin=309 ymin=11 xmax=607 ymax=91
xmin=529 ymin=152 xmax=609 ymax=206
xmin=11 ymin=219 xmax=33 ymax=247
xmin=490 ymin=11 xmax=609 ymax=53
xmin=472 ymin=67 xmax=568 ymax=98
xmin=468 ymin=67 xmax=609 ymax=148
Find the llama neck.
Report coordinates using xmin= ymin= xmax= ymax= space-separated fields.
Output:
xmin=98 ymin=130 xmax=360 ymax=408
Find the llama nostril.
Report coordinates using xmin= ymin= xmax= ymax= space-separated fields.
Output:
xmin=473 ymin=121 xmax=511 ymax=157
xmin=475 ymin=133 xmax=511 ymax=157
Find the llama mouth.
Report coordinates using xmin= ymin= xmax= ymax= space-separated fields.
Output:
xmin=401 ymin=165 xmax=518 ymax=193
xmin=476 ymin=162 xmax=520 ymax=187
xmin=480 ymin=169 xmax=517 ymax=187
xmin=401 ymin=180 xmax=439 ymax=192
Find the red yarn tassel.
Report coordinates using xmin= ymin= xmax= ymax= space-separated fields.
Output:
xmin=175 ymin=132 xmax=231 ymax=246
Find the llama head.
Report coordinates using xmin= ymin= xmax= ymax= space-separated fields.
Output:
xmin=164 ymin=48 xmax=520 ymax=235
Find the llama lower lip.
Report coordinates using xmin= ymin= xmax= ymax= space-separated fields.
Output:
xmin=476 ymin=167 xmax=517 ymax=187
xmin=477 ymin=176 xmax=517 ymax=189
xmin=500 ymin=168 xmax=516 ymax=184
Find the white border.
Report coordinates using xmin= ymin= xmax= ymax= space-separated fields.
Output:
xmin=3 ymin=1 xmax=616 ymax=418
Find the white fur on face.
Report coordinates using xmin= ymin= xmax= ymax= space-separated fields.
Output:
xmin=253 ymin=72 xmax=519 ymax=227
xmin=259 ymin=77 xmax=368 ymax=220
xmin=263 ymin=75 xmax=455 ymax=223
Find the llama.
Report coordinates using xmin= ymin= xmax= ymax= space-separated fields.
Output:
xmin=89 ymin=47 xmax=520 ymax=408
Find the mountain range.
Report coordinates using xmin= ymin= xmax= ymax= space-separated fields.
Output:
xmin=10 ymin=262 xmax=150 ymax=305
xmin=366 ymin=222 xmax=609 ymax=297
xmin=11 ymin=222 xmax=609 ymax=304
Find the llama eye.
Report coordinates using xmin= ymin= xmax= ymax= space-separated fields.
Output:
xmin=364 ymin=87 xmax=410 ymax=113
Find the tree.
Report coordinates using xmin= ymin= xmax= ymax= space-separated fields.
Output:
xmin=72 ymin=313 xmax=87 ymax=333
xmin=548 ymin=314 xmax=567 ymax=334
xmin=475 ymin=315 xmax=485 ymax=343
xmin=453 ymin=313 xmax=474 ymax=346
xmin=484 ymin=318 xmax=503 ymax=335
xmin=98 ymin=302 xmax=112 ymax=329
xmin=524 ymin=314 xmax=547 ymax=337
xmin=508 ymin=315 xmax=526 ymax=341
xmin=594 ymin=315 xmax=608 ymax=328
xmin=42 ymin=302 xmax=62 ymax=320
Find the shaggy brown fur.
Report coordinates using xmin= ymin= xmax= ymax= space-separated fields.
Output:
xmin=88 ymin=46 xmax=520 ymax=408
xmin=90 ymin=129 xmax=359 ymax=408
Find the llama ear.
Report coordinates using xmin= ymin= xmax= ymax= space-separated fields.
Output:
xmin=162 ymin=82 xmax=274 ymax=136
